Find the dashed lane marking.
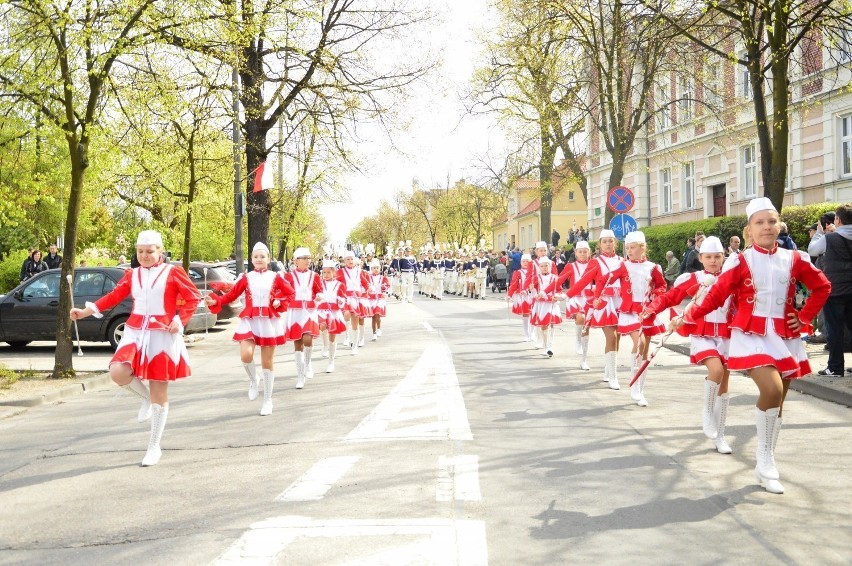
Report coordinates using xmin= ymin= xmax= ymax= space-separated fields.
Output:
xmin=275 ymin=456 xmax=360 ymax=502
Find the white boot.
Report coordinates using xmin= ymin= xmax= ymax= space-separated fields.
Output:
xmin=714 ymin=394 xmax=732 ymax=454
xmin=343 ymin=322 xmax=352 ymax=346
xmin=358 ymin=324 xmax=365 ymax=347
xmin=376 ymin=328 xmax=382 ymax=337
xmin=579 ymin=336 xmax=590 ymax=371
xmin=326 ymin=342 xmax=337 ymax=373
xmin=304 ymin=347 xmax=314 ymax=380
xmin=630 ymin=372 xmax=648 ymax=406
xmin=702 ymin=380 xmax=720 ymax=439
xmin=243 ymin=362 xmax=259 ymax=401
xmin=124 ymin=379 xmax=152 ymax=422
xmin=141 ymin=403 xmax=168 ymax=466
xmin=321 ymin=330 xmax=330 ymax=358
xmin=260 ymin=370 xmax=275 ymax=415
xmin=606 ymin=351 xmax=620 ymax=390
xmin=755 ymin=407 xmax=784 ymax=493
xmin=295 ymin=351 xmax=306 ymax=389
xmin=574 ymin=325 xmax=583 ymax=355
xmin=545 ymin=327 xmax=555 ymax=357
xmin=522 ymin=318 xmax=531 ymax=342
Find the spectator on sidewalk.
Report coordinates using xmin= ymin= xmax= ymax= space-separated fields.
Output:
xmin=44 ymin=245 xmax=62 ymax=269
xmin=777 ymin=222 xmax=798 ymax=250
xmin=551 ymin=228 xmax=560 ymax=248
xmin=727 ymin=236 xmax=742 ymax=256
xmin=664 ymin=251 xmax=680 ymax=289
xmin=809 ymin=204 xmax=850 ymax=376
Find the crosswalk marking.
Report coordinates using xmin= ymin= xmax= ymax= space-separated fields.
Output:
xmin=275 ymin=456 xmax=360 ymax=502
xmin=211 ymin=517 xmax=488 ymax=566
xmin=436 ymin=455 xmax=481 ymax=502
xmin=345 ymin=342 xmax=473 ymax=441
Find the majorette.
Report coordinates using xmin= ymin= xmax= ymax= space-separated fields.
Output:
xmin=281 ymin=247 xmax=323 ymax=390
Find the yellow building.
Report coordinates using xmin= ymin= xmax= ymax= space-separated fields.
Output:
xmin=492 ymin=169 xmax=589 ymax=252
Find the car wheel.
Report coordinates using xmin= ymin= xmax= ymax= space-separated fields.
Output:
xmin=108 ymin=316 xmax=128 ymax=350
xmin=6 ymin=341 xmax=31 ymax=350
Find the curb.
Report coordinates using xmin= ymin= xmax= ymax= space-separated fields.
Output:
xmin=0 ymin=373 xmax=112 ymax=408
xmin=663 ymin=344 xmax=852 ymax=408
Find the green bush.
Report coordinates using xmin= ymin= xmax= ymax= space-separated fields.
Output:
xmin=0 ymin=364 xmax=19 ymax=389
xmin=641 ymin=218 xmax=725 ymax=265
xmin=0 ymin=250 xmax=30 ymax=294
xmin=780 ymin=203 xmax=837 ymax=250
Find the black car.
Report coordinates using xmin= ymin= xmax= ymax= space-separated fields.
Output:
xmin=0 ymin=267 xmax=216 ymax=350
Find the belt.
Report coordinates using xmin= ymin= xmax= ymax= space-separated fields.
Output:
xmin=401 ymin=270 xmax=414 ymax=272
xmin=288 ymin=300 xmax=316 ymax=309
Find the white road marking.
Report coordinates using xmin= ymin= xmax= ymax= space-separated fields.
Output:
xmin=423 ymin=321 xmax=435 ymax=332
xmin=345 ymin=342 xmax=473 ymax=441
xmin=436 ymin=455 xmax=481 ymax=502
xmin=275 ymin=456 xmax=360 ymax=502
xmin=211 ymin=516 xmax=488 ymax=566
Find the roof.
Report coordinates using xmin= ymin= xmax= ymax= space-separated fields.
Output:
xmin=492 ymin=213 xmax=509 ymax=227
xmin=516 ymin=198 xmax=541 ymax=217
xmin=513 ymin=178 xmax=540 ymax=191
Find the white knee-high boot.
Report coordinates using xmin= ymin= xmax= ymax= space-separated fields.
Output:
xmin=358 ymin=324 xmax=365 ymax=347
xmin=755 ymin=407 xmax=783 ymax=493
xmin=605 ymin=351 xmax=620 ymax=390
xmin=295 ymin=351 xmax=306 ymax=389
xmin=522 ymin=318 xmax=531 ymax=342
xmin=702 ymin=380 xmax=720 ymax=439
xmin=579 ymin=335 xmax=590 ymax=371
xmin=243 ymin=362 xmax=259 ymax=401
xmin=574 ymin=324 xmax=583 ymax=355
xmin=545 ymin=327 xmax=555 ymax=357
xmin=344 ymin=321 xmax=352 ymax=346
xmin=260 ymin=369 xmax=275 ymax=415
xmin=326 ymin=342 xmax=337 ymax=373
xmin=304 ymin=347 xmax=314 ymax=380
xmin=141 ymin=402 xmax=168 ymax=466
xmin=714 ymin=393 xmax=732 ymax=454
xmin=124 ymin=378 xmax=152 ymax=422
xmin=321 ymin=330 xmax=329 ymax=357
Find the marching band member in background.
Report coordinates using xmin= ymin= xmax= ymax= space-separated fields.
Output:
xmin=682 ymin=198 xmax=830 ymax=494
xmin=434 ymin=250 xmax=445 ymax=300
xmin=530 ymin=257 xmax=562 ymax=357
xmin=463 ymin=253 xmax=476 ymax=298
xmin=70 ymin=230 xmax=201 ymax=466
xmin=367 ymin=259 xmax=391 ymax=340
xmin=508 ymin=253 xmax=535 ymax=341
xmin=337 ymin=250 xmax=370 ymax=354
xmin=206 ymin=242 xmax=294 ymax=415
xmin=444 ymin=250 xmax=457 ymax=296
xmin=550 ymin=240 xmax=594 ymax=370
xmin=474 ymin=248 xmax=490 ymax=300
xmin=399 ymin=245 xmax=417 ymax=302
xmin=281 ymin=247 xmax=323 ymax=390
xmin=565 ymin=229 xmax=624 ymax=390
xmin=317 ymin=259 xmax=347 ymax=373
xmin=598 ymin=231 xmax=666 ymax=407
xmin=389 ymin=247 xmax=403 ymax=300
xmin=643 ymin=236 xmax=734 ymax=452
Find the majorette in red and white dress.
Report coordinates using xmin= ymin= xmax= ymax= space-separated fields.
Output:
xmin=550 ymin=259 xmax=593 ymax=317
xmin=208 ymin=269 xmax=294 ymax=347
xmin=507 ymin=269 xmax=533 ymax=315
xmin=281 ymin=268 xmax=323 ymax=340
xmin=88 ymin=262 xmax=200 ymax=381
xmin=316 ymin=278 xmax=347 ymax=335
xmin=603 ymin=259 xmax=667 ymax=336
xmin=336 ymin=264 xmax=369 ymax=317
xmin=647 ymin=270 xmax=731 ymax=364
xmin=687 ymin=244 xmax=830 ymax=378
xmin=366 ymin=273 xmax=390 ymax=317
xmin=565 ymin=252 xmax=623 ymax=327
xmin=530 ymin=271 xmax=563 ymax=327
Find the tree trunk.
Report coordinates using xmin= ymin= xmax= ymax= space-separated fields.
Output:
xmin=53 ymin=138 xmax=86 ymax=379
xmin=764 ymin=41 xmax=790 ymax=210
xmin=604 ymin=153 xmax=626 ymax=227
xmin=181 ymin=132 xmax=197 ymax=269
xmin=539 ymin=130 xmax=555 ymax=242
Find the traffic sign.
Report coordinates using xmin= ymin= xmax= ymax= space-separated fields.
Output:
xmin=607 ymin=186 xmax=635 ymax=213
xmin=609 ymin=213 xmax=638 ymax=241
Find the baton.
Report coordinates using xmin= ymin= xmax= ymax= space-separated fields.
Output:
xmin=66 ymin=274 xmax=83 ymax=356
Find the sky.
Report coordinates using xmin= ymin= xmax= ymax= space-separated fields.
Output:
xmin=318 ymin=0 xmax=506 ymax=246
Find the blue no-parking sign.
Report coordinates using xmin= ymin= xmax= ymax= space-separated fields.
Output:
xmin=609 ymin=213 xmax=638 ymax=241
xmin=607 ymin=186 xmax=635 ymax=214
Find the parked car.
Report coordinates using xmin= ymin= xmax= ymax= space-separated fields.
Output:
xmin=172 ymin=261 xmax=243 ymax=321
xmin=0 ymin=267 xmax=216 ymax=350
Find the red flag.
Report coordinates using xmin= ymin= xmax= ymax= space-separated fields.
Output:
xmin=253 ymin=161 xmax=274 ymax=193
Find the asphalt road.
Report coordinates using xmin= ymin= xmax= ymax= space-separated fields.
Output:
xmin=0 ymin=293 xmax=850 ymax=565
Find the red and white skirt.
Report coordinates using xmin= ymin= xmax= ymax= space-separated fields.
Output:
xmin=586 ymin=295 xmax=620 ymax=328
xmin=510 ymin=293 xmax=533 ymax=316
xmin=368 ymin=297 xmax=387 ymax=317
xmin=285 ymin=307 xmax=320 ymax=340
xmin=565 ymin=295 xmax=589 ymax=317
xmin=317 ymin=307 xmax=347 ymax=335
xmin=109 ymin=327 xmax=190 ymax=381
xmin=690 ymin=335 xmax=729 ymax=364
xmin=641 ymin=313 xmax=666 ymax=337
xmin=531 ymin=301 xmax=562 ymax=327
xmin=726 ymin=326 xmax=810 ymax=378
xmin=343 ymin=295 xmax=365 ymax=317
xmin=232 ymin=316 xmax=286 ymax=346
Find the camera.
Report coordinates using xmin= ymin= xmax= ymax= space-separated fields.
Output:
xmin=819 ymin=212 xmax=835 ymax=229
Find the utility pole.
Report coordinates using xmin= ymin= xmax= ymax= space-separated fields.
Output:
xmin=232 ymin=64 xmax=244 ymax=275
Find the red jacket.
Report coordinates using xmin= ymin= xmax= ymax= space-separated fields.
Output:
xmin=647 ymin=271 xmax=731 ymax=337
xmin=565 ymin=254 xmax=623 ymax=299
xmin=208 ymin=270 xmax=294 ymax=317
xmin=601 ymin=260 xmax=667 ymax=314
xmin=336 ymin=266 xmax=369 ymax=296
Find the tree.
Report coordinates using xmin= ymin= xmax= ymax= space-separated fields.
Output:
xmin=0 ymin=0 xmax=163 ymax=377
xmin=472 ymin=0 xmax=587 ymax=240
xmin=405 ymin=185 xmax=445 ymax=246
xmin=642 ymin=0 xmax=852 ymax=210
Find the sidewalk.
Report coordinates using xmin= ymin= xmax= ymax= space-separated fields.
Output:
xmin=663 ymin=331 xmax=852 ymax=407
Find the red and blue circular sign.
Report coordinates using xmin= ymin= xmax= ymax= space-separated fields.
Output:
xmin=607 ymin=186 xmax=635 ymax=213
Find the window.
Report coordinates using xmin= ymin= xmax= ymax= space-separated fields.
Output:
xmin=842 ymin=116 xmax=852 ymax=177
xmin=704 ymin=60 xmax=721 ymax=108
xmin=838 ymin=28 xmax=852 ymax=63
xmin=568 ymin=190 xmax=575 ymax=201
xmin=683 ymin=162 xmax=695 ymax=209
xmin=660 ymin=168 xmax=672 ymax=213
xmin=657 ymin=83 xmax=670 ymax=129
xmin=742 ymin=145 xmax=757 ymax=197
xmin=739 ymin=52 xmax=753 ymax=100
xmin=679 ymin=77 xmax=693 ymax=120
